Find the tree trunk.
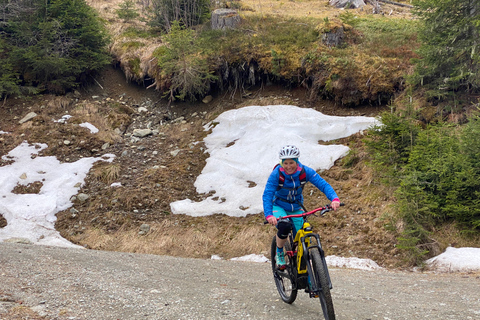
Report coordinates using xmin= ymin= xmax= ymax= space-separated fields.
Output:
xmin=211 ymin=9 xmax=241 ymax=30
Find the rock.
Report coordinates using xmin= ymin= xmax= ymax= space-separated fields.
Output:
xmin=138 ymin=107 xmax=148 ymax=113
xmin=211 ymin=9 xmax=241 ymax=30
xmin=101 ymin=143 xmax=110 ymax=150
xmin=329 ymin=0 xmax=365 ymax=9
xmin=64 ymin=140 xmax=71 ymax=146
xmin=202 ymin=95 xmax=213 ymax=104
xmin=19 ymin=112 xmax=38 ymax=124
xmin=138 ymin=224 xmax=150 ymax=235
xmin=20 ymin=173 xmax=27 ymax=179
xmin=77 ymin=193 xmax=90 ymax=203
xmin=170 ymin=149 xmax=181 ymax=157
xmin=133 ymin=129 xmax=153 ymax=138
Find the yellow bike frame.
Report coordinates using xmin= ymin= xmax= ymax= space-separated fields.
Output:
xmin=293 ymin=221 xmax=313 ymax=274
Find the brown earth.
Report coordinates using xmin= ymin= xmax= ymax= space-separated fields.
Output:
xmin=0 ymin=64 xmax=407 ymax=270
xmin=0 ymin=0 xmax=455 ymax=277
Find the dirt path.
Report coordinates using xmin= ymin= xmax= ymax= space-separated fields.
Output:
xmin=1 ymin=242 xmax=479 ymax=319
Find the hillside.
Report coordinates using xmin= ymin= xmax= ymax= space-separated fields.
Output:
xmin=1 ymin=62 xmax=408 ymax=267
xmin=0 ymin=0 xmax=460 ymax=269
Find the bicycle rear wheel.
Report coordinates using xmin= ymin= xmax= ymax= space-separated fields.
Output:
xmin=271 ymin=236 xmax=297 ymax=304
xmin=310 ymin=249 xmax=335 ymax=320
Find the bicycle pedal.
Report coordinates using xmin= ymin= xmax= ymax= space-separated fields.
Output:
xmin=305 ymin=288 xmax=319 ymax=298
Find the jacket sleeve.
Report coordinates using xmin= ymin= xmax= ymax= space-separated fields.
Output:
xmin=305 ymin=166 xmax=339 ymax=201
xmin=262 ymin=169 xmax=280 ymax=220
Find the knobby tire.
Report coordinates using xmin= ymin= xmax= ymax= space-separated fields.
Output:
xmin=310 ymin=249 xmax=335 ymax=320
xmin=271 ymin=236 xmax=297 ymax=304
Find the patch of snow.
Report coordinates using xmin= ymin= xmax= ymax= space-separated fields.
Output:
xmin=230 ymin=254 xmax=269 ymax=263
xmin=326 ymin=255 xmax=383 ymax=271
xmin=0 ymin=141 xmax=114 ymax=247
xmin=170 ymin=105 xmax=378 ymax=217
xmin=426 ymin=247 xmax=480 ymax=273
xmin=79 ymin=122 xmax=99 ymax=133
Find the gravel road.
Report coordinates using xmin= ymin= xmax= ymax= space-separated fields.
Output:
xmin=1 ymin=242 xmax=479 ymax=320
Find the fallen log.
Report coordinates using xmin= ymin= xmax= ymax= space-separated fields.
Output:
xmin=378 ymin=0 xmax=413 ymax=8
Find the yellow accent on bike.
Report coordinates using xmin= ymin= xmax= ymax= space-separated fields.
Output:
xmin=294 ymin=221 xmax=312 ymax=274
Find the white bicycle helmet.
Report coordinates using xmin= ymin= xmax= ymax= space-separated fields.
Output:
xmin=279 ymin=145 xmax=300 ymax=159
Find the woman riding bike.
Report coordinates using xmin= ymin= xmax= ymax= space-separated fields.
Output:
xmin=263 ymin=145 xmax=340 ymax=269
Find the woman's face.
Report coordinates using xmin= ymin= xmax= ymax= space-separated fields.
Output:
xmin=282 ymin=159 xmax=298 ymax=175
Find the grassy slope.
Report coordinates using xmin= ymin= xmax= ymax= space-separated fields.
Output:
xmin=2 ymin=0 xmax=477 ymax=271
xmin=60 ymin=0 xmax=434 ymax=268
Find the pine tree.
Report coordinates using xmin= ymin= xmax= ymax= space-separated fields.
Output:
xmin=412 ymin=0 xmax=480 ymax=95
xmin=0 ymin=0 xmax=110 ymax=95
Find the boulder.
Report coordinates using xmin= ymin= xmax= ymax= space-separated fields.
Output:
xmin=19 ymin=112 xmax=38 ymax=124
xmin=133 ymin=128 xmax=153 ymax=138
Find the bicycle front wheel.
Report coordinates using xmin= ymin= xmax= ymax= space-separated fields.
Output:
xmin=310 ymin=249 xmax=335 ymax=320
xmin=271 ymin=236 xmax=297 ymax=304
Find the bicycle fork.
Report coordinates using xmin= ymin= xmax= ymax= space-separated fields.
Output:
xmin=301 ymin=234 xmax=333 ymax=294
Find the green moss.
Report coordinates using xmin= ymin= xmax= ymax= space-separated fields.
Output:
xmin=121 ymin=41 xmax=144 ymax=50
xmin=122 ymin=26 xmax=158 ymax=39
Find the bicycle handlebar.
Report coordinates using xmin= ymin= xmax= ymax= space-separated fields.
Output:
xmin=264 ymin=203 xmax=344 ymax=224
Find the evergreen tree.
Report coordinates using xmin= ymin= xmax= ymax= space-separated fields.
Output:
xmin=154 ymin=21 xmax=216 ymax=101
xmin=0 ymin=0 xmax=110 ymax=96
xmin=0 ymin=38 xmax=21 ymax=100
xmin=412 ymin=0 xmax=480 ymax=95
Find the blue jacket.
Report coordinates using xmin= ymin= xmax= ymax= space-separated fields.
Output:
xmin=262 ymin=161 xmax=339 ymax=220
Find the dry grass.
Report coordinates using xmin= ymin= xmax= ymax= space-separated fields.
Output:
xmin=240 ymin=0 xmax=412 ymax=19
xmin=70 ymin=102 xmax=123 ymax=143
xmin=11 ymin=181 xmax=43 ymax=194
xmin=73 ymin=215 xmax=272 ymax=259
xmin=91 ymin=162 xmax=121 ymax=184
xmin=0 ymin=306 xmax=49 ymax=320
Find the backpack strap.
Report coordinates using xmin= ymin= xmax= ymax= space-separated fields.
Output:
xmin=274 ymin=164 xmax=306 ymax=191
xmin=298 ymin=167 xmax=307 ymax=188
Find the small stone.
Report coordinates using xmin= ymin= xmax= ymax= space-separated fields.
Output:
xmin=77 ymin=193 xmax=90 ymax=202
xmin=19 ymin=112 xmax=37 ymax=124
xmin=133 ymin=129 xmax=153 ymax=138
xmin=170 ymin=149 xmax=181 ymax=157
xmin=139 ymin=224 xmax=150 ymax=235
xmin=202 ymin=95 xmax=213 ymax=104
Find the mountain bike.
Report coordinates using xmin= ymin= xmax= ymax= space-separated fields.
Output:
xmin=268 ymin=203 xmax=343 ymax=320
